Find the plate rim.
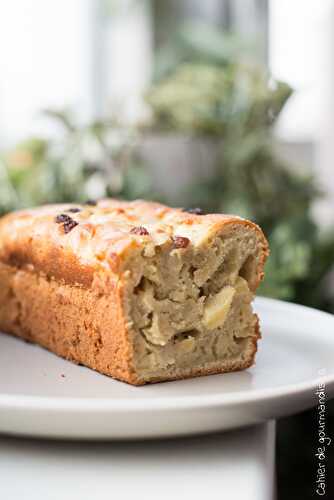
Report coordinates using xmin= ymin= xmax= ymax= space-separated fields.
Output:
xmin=1 ymin=297 xmax=333 ymax=413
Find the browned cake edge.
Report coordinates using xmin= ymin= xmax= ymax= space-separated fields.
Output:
xmin=0 ymin=262 xmax=140 ymax=385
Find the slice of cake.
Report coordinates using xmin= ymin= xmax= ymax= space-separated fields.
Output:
xmin=0 ymin=199 xmax=269 ymax=385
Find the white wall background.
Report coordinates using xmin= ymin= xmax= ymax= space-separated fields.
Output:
xmin=0 ymin=0 xmax=152 ymax=147
xmin=0 ymin=0 xmax=95 ymax=146
xmin=270 ymin=0 xmax=334 ymax=224
xmin=269 ymin=0 xmax=333 ymax=142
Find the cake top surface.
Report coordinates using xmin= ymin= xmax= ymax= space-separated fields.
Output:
xmin=0 ymin=199 xmax=268 ymax=286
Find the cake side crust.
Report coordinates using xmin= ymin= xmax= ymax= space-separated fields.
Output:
xmin=0 ymin=262 xmax=140 ymax=385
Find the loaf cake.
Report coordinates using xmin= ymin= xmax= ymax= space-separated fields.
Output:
xmin=0 ymin=199 xmax=269 ymax=385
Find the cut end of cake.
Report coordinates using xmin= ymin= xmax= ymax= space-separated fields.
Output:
xmin=125 ymin=221 xmax=267 ymax=384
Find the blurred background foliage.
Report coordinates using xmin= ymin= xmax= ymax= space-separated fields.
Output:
xmin=0 ymin=112 xmax=152 ymax=209
xmin=0 ymin=22 xmax=333 ymax=313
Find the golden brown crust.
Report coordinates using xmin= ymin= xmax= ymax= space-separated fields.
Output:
xmin=0 ymin=199 xmax=269 ymax=288
xmin=0 ymin=262 xmax=140 ymax=384
xmin=0 ymin=199 xmax=269 ymax=385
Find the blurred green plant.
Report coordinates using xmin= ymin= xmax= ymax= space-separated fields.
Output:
xmin=147 ymin=63 xmax=292 ymax=135
xmin=0 ymin=111 xmax=152 ymax=213
xmin=146 ymin=22 xmax=334 ymax=311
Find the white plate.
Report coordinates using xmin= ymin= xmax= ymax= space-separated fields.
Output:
xmin=0 ymin=297 xmax=333 ymax=440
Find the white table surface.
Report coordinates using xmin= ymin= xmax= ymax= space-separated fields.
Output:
xmin=0 ymin=421 xmax=275 ymax=500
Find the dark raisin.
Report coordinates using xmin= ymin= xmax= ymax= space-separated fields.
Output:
xmin=183 ymin=207 xmax=204 ymax=215
xmin=63 ymin=219 xmax=79 ymax=234
xmin=172 ymin=236 xmax=190 ymax=249
xmin=130 ymin=226 xmax=150 ymax=236
xmin=55 ymin=213 xmax=72 ymax=224
xmin=67 ymin=207 xmax=81 ymax=213
xmin=55 ymin=213 xmax=78 ymax=233
xmin=86 ymin=199 xmax=97 ymax=206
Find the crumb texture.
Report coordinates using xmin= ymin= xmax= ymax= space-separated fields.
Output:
xmin=129 ymin=224 xmax=263 ymax=382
